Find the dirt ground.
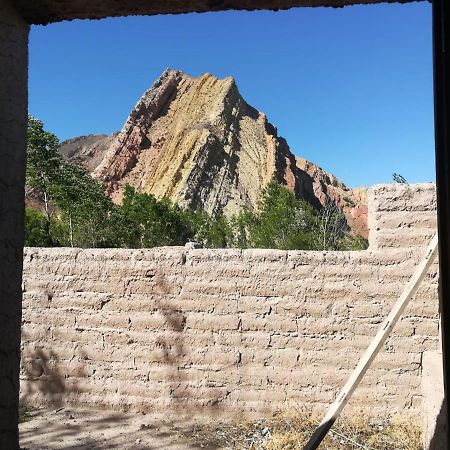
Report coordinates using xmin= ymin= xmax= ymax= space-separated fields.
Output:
xmin=19 ymin=407 xmax=230 ymax=450
xmin=18 ymin=405 xmax=426 ymax=450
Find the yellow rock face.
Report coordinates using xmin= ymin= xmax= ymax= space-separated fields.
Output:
xmin=74 ymin=69 xmax=367 ymax=235
xmin=93 ymin=69 xmax=283 ymax=217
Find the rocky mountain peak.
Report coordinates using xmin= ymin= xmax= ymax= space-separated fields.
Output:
xmin=60 ymin=69 xmax=368 ymax=237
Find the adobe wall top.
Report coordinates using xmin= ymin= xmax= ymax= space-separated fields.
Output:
xmin=12 ymin=0 xmax=424 ymax=25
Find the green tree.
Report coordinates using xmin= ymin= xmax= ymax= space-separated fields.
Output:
xmin=26 ymin=115 xmax=61 ymax=243
xmin=26 ymin=115 xmax=120 ymax=248
xmin=24 ymin=207 xmax=70 ymax=247
xmin=232 ymin=182 xmax=318 ymax=250
xmin=184 ymin=209 xmax=231 ymax=248
xmin=52 ymin=161 xmax=117 ymax=247
xmin=228 ymin=182 xmax=367 ymax=251
xmin=228 ymin=208 xmax=253 ymax=248
xmin=24 ymin=208 xmax=53 ymax=247
xmin=393 ymin=173 xmax=407 ymax=184
xmin=315 ymin=201 xmax=347 ymax=250
xmin=121 ymin=185 xmax=193 ymax=248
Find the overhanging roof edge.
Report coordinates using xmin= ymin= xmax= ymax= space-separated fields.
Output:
xmin=12 ymin=0 xmax=428 ymax=25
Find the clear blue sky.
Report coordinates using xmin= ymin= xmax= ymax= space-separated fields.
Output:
xmin=29 ymin=2 xmax=434 ymax=188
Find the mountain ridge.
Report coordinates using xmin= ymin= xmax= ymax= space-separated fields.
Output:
xmin=57 ymin=69 xmax=368 ymax=237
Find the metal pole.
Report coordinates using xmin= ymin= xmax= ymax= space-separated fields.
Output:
xmin=303 ymin=235 xmax=439 ymax=450
xmin=432 ymin=0 xmax=450 ymax=447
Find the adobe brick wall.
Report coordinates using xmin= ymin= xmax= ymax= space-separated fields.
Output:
xmin=20 ymin=183 xmax=439 ymax=422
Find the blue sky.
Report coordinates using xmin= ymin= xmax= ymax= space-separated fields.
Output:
xmin=29 ymin=2 xmax=434 ymax=188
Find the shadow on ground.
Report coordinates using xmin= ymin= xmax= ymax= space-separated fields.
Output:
xmin=20 ymin=407 xmax=226 ymax=450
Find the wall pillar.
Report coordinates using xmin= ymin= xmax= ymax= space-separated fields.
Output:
xmin=0 ymin=1 xmax=28 ymax=448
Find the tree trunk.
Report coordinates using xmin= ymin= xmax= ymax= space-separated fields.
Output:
xmin=42 ymin=189 xmax=52 ymax=244
xmin=69 ymin=212 xmax=74 ymax=248
xmin=0 ymin=1 xmax=28 ymax=448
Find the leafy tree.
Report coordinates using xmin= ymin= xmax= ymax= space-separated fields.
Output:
xmin=24 ymin=207 xmax=71 ymax=247
xmin=51 ymin=161 xmax=117 ymax=247
xmin=184 ymin=209 xmax=230 ymax=248
xmin=228 ymin=182 xmax=367 ymax=251
xmin=232 ymin=182 xmax=317 ymax=250
xmin=228 ymin=208 xmax=254 ymax=248
xmin=26 ymin=115 xmax=61 ymax=242
xmin=345 ymin=234 xmax=369 ymax=251
xmin=26 ymin=115 xmax=120 ymax=248
xmin=24 ymin=208 xmax=53 ymax=247
xmin=393 ymin=173 xmax=407 ymax=184
xmin=121 ymin=185 xmax=194 ymax=248
xmin=315 ymin=201 xmax=347 ymax=250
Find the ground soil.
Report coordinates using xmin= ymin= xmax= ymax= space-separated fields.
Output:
xmin=19 ymin=407 xmax=228 ymax=450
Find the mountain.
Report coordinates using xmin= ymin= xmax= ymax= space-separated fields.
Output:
xmin=58 ymin=133 xmax=117 ymax=173
xmin=58 ymin=69 xmax=368 ymax=237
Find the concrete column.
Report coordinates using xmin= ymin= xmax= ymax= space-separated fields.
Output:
xmin=0 ymin=1 xmax=28 ymax=448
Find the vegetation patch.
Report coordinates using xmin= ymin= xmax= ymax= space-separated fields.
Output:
xmin=26 ymin=116 xmax=368 ymax=251
xmin=180 ymin=413 xmax=422 ymax=450
xmin=19 ymin=402 xmax=38 ymax=423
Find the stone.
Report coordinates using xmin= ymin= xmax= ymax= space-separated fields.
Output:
xmin=185 ymin=241 xmax=202 ymax=250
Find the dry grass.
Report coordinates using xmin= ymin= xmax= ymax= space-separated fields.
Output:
xmin=18 ymin=402 xmax=39 ymax=424
xmin=257 ymin=414 xmax=422 ymax=450
xmin=182 ymin=411 xmax=422 ymax=450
